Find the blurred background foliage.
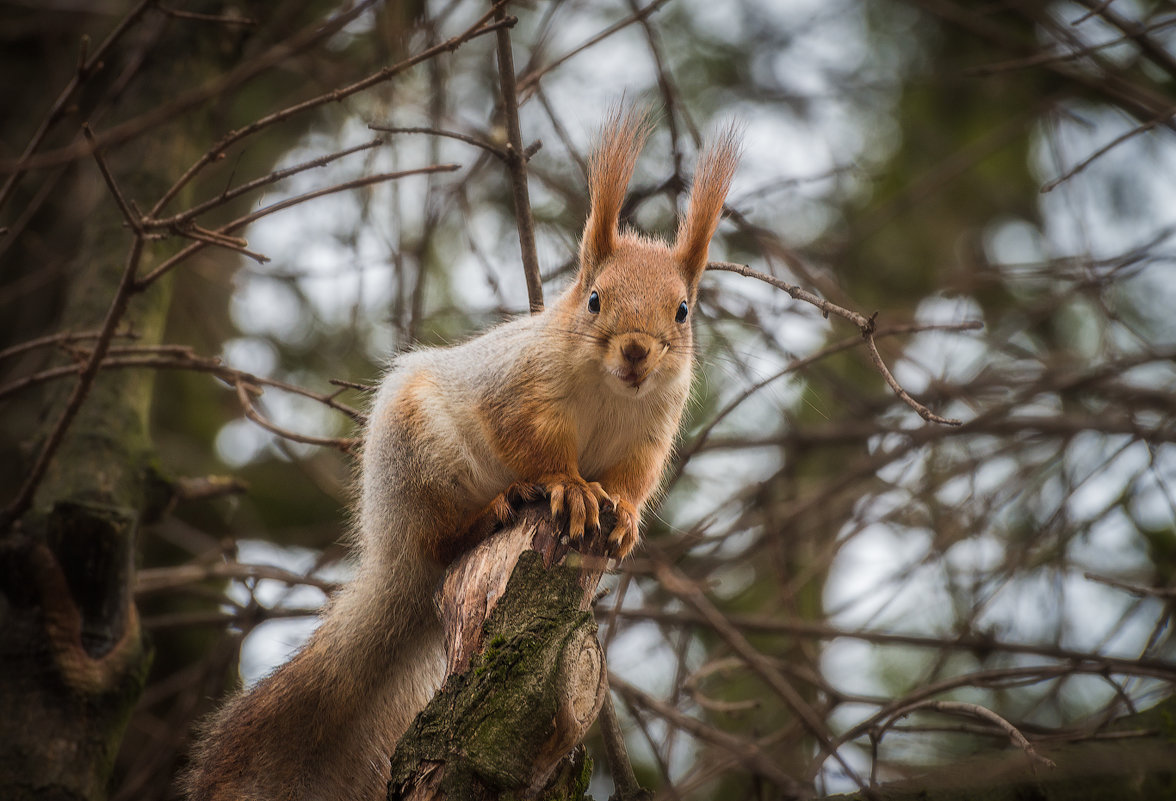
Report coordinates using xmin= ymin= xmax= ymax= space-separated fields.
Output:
xmin=2 ymin=0 xmax=1175 ymax=799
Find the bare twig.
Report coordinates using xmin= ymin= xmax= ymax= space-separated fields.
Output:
xmin=81 ymin=125 xmax=142 ymax=233
xmin=172 ymin=225 xmax=269 ymax=264
xmin=493 ymin=4 xmax=544 ymax=313
xmin=136 ymin=561 xmax=338 ymax=596
xmin=147 ymin=1 xmax=511 ymax=216
xmin=708 ymin=260 xmax=871 ymax=327
xmin=1041 ymin=104 xmax=1176 ymax=193
xmin=968 ymin=15 xmax=1176 ymax=76
xmin=233 ymin=381 xmax=356 ymax=453
xmin=368 ymin=125 xmax=506 ymax=161
xmin=137 ymin=164 xmax=461 ymax=288
xmin=145 ymin=137 xmax=385 ymax=229
xmin=708 ymin=260 xmax=967 ymax=425
xmin=881 ymin=701 xmax=1056 ymax=770
xmin=517 ymin=0 xmax=674 ymax=96
xmin=0 ymin=0 xmax=154 ymax=213
xmin=1 ymin=1 xmax=382 ymax=178
xmin=863 ymin=331 xmax=963 ymax=426
xmin=598 ymin=688 xmax=648 ymax=800
xmin=1084 ymin=572 xmax=1176 ymax=600
xmin=1072 ymin=0 xmax=1118 ymax=25
xmin=648 ymin=549 xmax=868 ymax=791
xmin=0 ymin=329 xmax=137 ymax=364
xmin=610 ymin=675 xmax=806 ymax=796
xmin=328 ymin=378 xmax=374 ymax=394
xmin=0 ymin=349 xmax=366 ymax=427
xmin=156 ymin=6 xmax=259 ymax=26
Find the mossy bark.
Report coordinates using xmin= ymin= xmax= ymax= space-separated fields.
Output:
xmin=388 ymin=537 xmax=605 ymax=801
xmin=0 ymin=144 xmax=168 ymax=801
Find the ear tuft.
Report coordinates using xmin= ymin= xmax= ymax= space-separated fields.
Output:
xmin=674 ymin=123 xmax=742 ymax=283
xmin=579 ymin=105 xmax=653 ymax=278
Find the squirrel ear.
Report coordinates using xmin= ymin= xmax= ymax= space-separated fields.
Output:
xmin=674 ymin=124 xmax=742 ymax=286
xmin=578 ymin=106 xmax=652 ymax=282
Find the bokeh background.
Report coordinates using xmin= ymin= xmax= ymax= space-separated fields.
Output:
xmin=3 ymin=1 xmax=1175 ymax=799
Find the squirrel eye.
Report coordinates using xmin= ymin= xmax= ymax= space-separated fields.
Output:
xmin=588 ymin=291 xmax=601 ymax=314
xmin=675 ymin=300 xmax=689 ymax=323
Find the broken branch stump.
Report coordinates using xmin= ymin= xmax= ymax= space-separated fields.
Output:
xmin=388 ymin=504 xmax=612 ymax=800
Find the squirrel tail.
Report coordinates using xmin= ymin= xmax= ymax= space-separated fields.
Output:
xmin=184 ymin=545 xmax=444 ymax=801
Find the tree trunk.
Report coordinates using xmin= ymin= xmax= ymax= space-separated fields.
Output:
xmin=0 ymin=5 xmax=286 ymax=797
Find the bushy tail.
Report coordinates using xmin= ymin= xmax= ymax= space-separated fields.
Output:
xmin=183 ymin=554 xmax=444 ymax=801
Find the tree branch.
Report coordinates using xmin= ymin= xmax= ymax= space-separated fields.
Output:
xmin=493 ymin=4 xmax=544 ymax=313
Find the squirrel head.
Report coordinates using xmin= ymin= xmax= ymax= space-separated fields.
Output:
xmin=562 ymin=107 xmax=741 ymax=398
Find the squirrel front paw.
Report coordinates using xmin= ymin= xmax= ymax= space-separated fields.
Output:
xmin=484 ymin=481 xmax=545 ymax=526
xmin=453 ymin=481 xmax=546 ymax=559
xmin=541 ymin=474 xmax=611 ymax=544
xmin=607 ymin=498 xmax=640 ymax=558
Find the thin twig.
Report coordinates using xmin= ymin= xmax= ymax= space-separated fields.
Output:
xmin=156 ymin=5 xmax=259 ymax=25
xmin=1 ymin=1 xmax=382 ymax=179
xmin=648 ymin=549 xmax=868 ymax=791
xmin=883 ymin=701 xmax=1056 ymax=770
xmin=328 ymin=378 xmax=374 ymax=393
xmin=669 ymin=320 xmax=982 ymax=486
xmin=368 ymin=125 xmax=506 ymax=161
xmin=610 ymin=675 xmax=806 ymax=796
xmin=136 ymin=560 xmax=338 ymax=596
xmin=968 ymin=15 xmax=1176 ymax=76
xmin=0 ymin=329 xmax=137 ymax=364
xmin=598 ymin=686 xmax=648 ymax=800
xmin=145 ymin=138 xmax=385 ymax=228
xmin=602 ymin=605 xmax=1176 ymax=677
xmin=708 ymin=260 xmax=966 ymax=425
xmin=1072 ymin=0 xmax=1118 ymax=25
xmin=826 ymin=660 xmax=1176 ymax=771
xmin=235 ymin=381 xmax=356 ymax=453
xmin=493 ymin=4 xmax=544 ymax=313
xmin=516 ymin=0 xmax=674 ymax=96
xmin=137 ymin=164 xmax=460 ymax=288
xmin=863 ymin=332 xmax=962 ymax=426
xmin=1084 ymin=572 xmax=1176 ymax=599
xmin=707 ymin=260 xmax=871 ymax=328
xmin=1041 ymin=104 xmax=1176 ymax=193
xmin=0 ymin=0 xmax=154 ymax=214
xmin=147 ymin=1 xmax=511 ymax=216
xmin=81 ymin=124 xmax=141 ymax=233
xmin=173 ymin=225 xmax=269 ymax=264
xmin=0 ymin=350 xmax=366 ymax=426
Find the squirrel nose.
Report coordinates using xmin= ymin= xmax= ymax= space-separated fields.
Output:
xmin=621 ymin=341 xmax=649 ymax=365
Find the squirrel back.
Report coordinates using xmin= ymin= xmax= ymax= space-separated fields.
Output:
xmin=185 ymin=108 xmax=740 ymax=801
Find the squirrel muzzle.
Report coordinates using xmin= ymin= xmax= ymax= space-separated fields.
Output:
xmin=607 ymin=331 xmax=667 ymax=390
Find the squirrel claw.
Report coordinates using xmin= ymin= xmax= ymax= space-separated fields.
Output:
xmin=543 ymin=475 xmax=609 ymax=545
xmin=606 ymin=498 xmax=639 ymax=558
xmin=504 ymin=481 xmax=543 ymax=507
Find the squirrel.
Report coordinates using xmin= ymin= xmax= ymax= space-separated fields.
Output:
xmin=184 ymin=108 xmax=740 ymax=801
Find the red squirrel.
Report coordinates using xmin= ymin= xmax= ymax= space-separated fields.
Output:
xmin=185 ymin=108 xmax=740 ymax=801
